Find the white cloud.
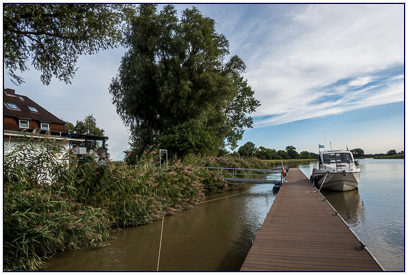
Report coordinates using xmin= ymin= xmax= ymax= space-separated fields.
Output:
xmin=238 ymin=4 xmax=404 ymax=126
xmin=348 ymin=76 xmax=373 ymax=87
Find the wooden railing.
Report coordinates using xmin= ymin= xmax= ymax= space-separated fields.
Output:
xmin=201 ymin=167 xmax=283 ymax=184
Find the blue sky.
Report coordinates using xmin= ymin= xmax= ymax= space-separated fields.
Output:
xmin=3 ymin=3 xmax=404 ymax=159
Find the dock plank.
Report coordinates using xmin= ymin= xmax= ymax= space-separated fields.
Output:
xmin=240 ymin=168 xmax=382 ymax=271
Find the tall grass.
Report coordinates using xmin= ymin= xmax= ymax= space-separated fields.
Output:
xmin=4 ymin=142 xmax=226 ymax=271
xmin=4 ymin=141 xmax=109 ymax=271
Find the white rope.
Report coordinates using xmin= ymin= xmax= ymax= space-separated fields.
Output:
xmin=318 ymin=171 xmax=329 ymax=192
xmin=155 ymin=189 xmax=250 ymax=271
xmin=156 ymin=213 xmax=165 ymax=271
xmin=197 ymin=190 xmax=251 ymax=205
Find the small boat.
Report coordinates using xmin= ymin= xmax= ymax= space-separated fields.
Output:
xmin=310 ymin=150 xmax=360 ymax=191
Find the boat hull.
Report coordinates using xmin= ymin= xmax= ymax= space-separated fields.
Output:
xmin=311 ymin=170 xmax=360 ymax=191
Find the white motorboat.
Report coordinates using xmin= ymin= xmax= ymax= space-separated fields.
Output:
xmin=311 ymin=150 xmax=360 ymax=191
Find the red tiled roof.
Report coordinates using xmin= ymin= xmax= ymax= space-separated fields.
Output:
xmin=3 ymin=90 xmax=65 ymax=124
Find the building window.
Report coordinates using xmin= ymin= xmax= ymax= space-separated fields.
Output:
xmin=19 ymin=120 xmax=29 ymax=129
xmin=18 ymin=96 xmax=24 ymax=101
xmin=40 ymin=123 xmax=49 ymax=131
xmin=5 ymin=102 xmax=20 ymax=111
xmin=28 ymin=106 xmax=39 ymax=112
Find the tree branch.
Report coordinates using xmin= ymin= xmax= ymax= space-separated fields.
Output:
xmin=12 ymin=28 xmax=70 ymax=39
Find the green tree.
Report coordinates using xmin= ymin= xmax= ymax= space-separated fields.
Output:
xmin=299 ymin=151 xmax=311 ymax=159
xmin=217 ymin=147 xmax=230 ymax=157
xmin=255 ymin=146 xmax=279 ymax=160
xmin=4 ymin=4 xmax=133 ymax=85
xmin=277 ymin=150 xmax=289 ymax=159
xmin=309 ymin=152 xmax=319 ymax=159
xmin=351 ymin=148 xmax=364 ymax=158
xmin=255 ymin=146 xmax=269 ymax=159
xmin=387 ymin=149 xmax=397 ymax=155
xmin=285 ymin=145 xmax=298 ymax=159
xmin=110 ymin=4 xmax=259 ymax=157
xmin=66 ymin=115 xmax=105 ymax=137
xmin=238 ymin=142 xmax=257 ymax=158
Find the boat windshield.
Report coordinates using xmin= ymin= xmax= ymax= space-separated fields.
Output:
xmin=322 ymin=153 xmax=353 ymax=164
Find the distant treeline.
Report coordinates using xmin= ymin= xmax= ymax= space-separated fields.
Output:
xmin=221 ymin=142 xmax=319 ymax=160
xmin=226 ymin=145 xmax=404 ymax=160
xmin=368 ymin=149 xmax=404 ymax=159
xmin=349 ymin=148 xmax=404 ymax=159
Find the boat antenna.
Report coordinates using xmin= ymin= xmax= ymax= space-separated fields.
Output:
xmin=324 ymin=128 xmax=326 ymax=149
xmin=330 ymin=142 xmax=332 ymax=150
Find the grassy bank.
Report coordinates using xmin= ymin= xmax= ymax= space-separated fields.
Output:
xmin=373 ymin=154 xmax=404 ymax=159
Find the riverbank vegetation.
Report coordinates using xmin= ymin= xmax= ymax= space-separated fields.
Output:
xmin=6 ymin=141 xmax=284 ymax=271
xmin=371 ymin=152 xmax=404 ymax=159
xmin=5 ymin=139 xmax=315 ymax=271
xmin=351 ymin=148 xmax=404 ymax=159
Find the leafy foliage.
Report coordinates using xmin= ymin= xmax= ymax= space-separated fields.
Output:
xmin=66 ymin=114 xmax=105 ymax=137
xmin=110 ymin=4 xmax=259 ymax=157
xmin=4 ymin=141 xmax=109 ymax=271
xmin=299 ymin=151 xmax=312 ymax=159
xmin=4 ymin=4 xmax=133 ymax=85
xmin=238 ymin=142 xmax=317 ymax=160
xmin=4 ymin=141 xmax=229 ymax=270
xmin=285 ymin=145 xmax=298 ymax=159
xmin=238 ymin=142 xmax=257 ymax=158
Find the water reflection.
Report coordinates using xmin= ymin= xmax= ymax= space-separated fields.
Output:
xmin=46 ymin=185 xmax=277 ymax=271
xmin=321 ymin=189 xmax=364 ymax=226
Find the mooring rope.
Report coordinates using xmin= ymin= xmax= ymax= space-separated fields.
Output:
xmin=156 ymin=213 xmax=165 ymax=271
xmin=198 ymin=190 xmax=251 ymax=205
xmin=155 ymin=189 xmax=251 ymax=271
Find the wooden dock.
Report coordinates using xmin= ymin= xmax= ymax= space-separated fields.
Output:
xmin=241 ymin=168 xmax=383 ymax=271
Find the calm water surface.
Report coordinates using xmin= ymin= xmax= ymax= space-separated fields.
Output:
xmin=45 ymin=159 xmax=404 ymax=271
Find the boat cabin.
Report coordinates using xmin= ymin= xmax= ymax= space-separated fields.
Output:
xmin=319 ymin=150 xmax=358 ymax=171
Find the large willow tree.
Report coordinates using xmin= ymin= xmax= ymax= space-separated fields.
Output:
xmin=110 ymin=4 xmax=259 ymax=158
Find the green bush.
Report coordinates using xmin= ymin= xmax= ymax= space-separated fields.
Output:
xmin=4 ymin=141 xmax=109 ymax=271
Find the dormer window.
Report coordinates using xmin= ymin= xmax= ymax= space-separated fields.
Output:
xmin=5 ymin=102 xmax=20 ymax=111
xmin=18 ymin=96 xmax=24 ymax=101
xmin=19 ymin=120 xmax=29 ymax=129
xmin=28 ymin=106 xmax=39 ymax=113
xmin=40 ymin=123 xmax=49 ymax=131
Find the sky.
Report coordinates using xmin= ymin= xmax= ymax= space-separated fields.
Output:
xmin=3 ymin=3 xmax=405 ymax=159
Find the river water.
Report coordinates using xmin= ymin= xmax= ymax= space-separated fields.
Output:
xmin=45 ymin=159 xmax=404 ymax=271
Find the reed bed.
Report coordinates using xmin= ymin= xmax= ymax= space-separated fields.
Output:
xmin=4 ymin=141 xmax=110 ymax=271
xmin=3 ymin=142 xmax=226 ymax=271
